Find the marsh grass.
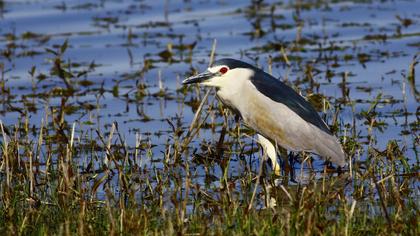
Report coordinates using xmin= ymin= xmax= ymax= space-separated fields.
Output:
xmin=0 ymin=114 xmax=418 ymax=235
xmin=0 ymin=40 xmax=418 ymax=236
xmin=1 ymin=1 xmax=419 ymax=235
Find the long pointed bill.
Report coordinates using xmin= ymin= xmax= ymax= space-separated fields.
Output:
xmin=182 ymin=71 xmax=215 ymax=85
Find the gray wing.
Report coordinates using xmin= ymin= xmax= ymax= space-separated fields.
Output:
xmin=250 ymin=71 xmax=332 ymax=135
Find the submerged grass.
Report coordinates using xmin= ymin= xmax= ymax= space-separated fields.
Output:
xmin=0 ymin=0 xmax=419 ymax=235
xmin=0 ymin=41 xmax=418 ymax=236
xmin=0 ymin=114 xmax=418 ymax=235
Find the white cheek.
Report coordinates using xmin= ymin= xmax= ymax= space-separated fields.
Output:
xmin=201 ymin=76 xmax=221 ymax=86
xmin=208 ymin=66 xmax=224 ymax=73
xmin=202 ymin=67 xmax=254 ymax=87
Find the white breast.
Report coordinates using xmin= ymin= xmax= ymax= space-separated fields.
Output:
xmin=216 ymin=74 xmax=317 ymax=151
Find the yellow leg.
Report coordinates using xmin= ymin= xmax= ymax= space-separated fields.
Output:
xmin=257 ymin=134 xmax=281 ymax=176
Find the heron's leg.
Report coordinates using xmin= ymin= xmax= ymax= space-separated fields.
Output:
xmin=278 ymin=147 xmax=291 ymax=183
xmin=256 ymin=134 xmax=281 ymax=176
xmin=287 ymin=151 xmax=297 ymax=182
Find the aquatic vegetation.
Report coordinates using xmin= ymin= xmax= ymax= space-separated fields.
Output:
xmin=0 ymin=0 xmax=418 ymax=235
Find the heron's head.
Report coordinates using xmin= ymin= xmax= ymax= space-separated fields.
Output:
xmin=182 ymin=58 xmax=256 ymax=88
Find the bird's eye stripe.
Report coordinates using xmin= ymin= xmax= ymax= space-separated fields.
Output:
xmin=219 ymin=67 xmax=228 ymax=74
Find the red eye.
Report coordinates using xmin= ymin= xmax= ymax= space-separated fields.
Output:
xmin=219 ymin=67 xmax=228 ymax=74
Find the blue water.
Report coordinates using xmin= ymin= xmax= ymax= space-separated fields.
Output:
xmin=0 ymin=0 xmax=418 ymax=177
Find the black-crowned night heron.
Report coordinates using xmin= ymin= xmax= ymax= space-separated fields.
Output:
xmin=183 ymin=58 xmax=346 ymax=174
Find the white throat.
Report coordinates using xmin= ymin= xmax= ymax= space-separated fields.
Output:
xmin=214 ymin=68 xmax=255 ymax=115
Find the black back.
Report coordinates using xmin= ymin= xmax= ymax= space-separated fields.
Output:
xmin=213 ymin=58 xmax=332 ymax=135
